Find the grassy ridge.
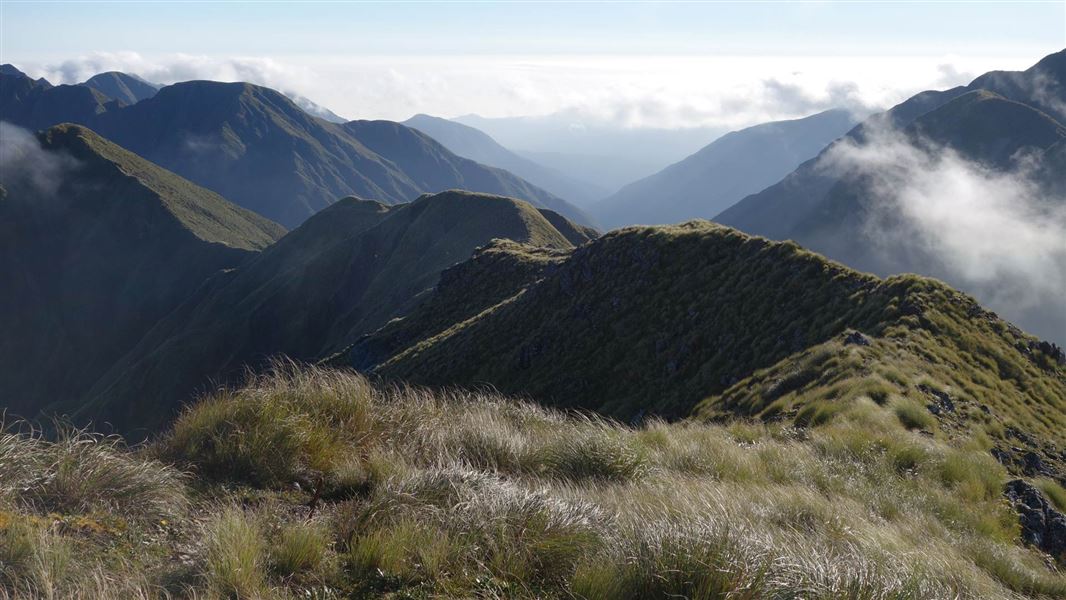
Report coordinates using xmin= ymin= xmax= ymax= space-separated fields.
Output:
xmin=1 ymin=364 xmax=1064 ymax=598
xmin=365 ymin=222 xmax=1065 ymax=462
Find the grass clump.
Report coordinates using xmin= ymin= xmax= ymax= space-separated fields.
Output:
xmin=893 ymin=397 xmax=937 ymax=431
xmin=203 ymin=506 xmax=269 ymax=598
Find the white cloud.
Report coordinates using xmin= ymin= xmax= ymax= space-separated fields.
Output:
xmin=14 ymin=52 xmax=1034 ymax=130
xmin=820 ymin=126 xmax=1066 ymax=339
xmin=0 ymin=122 xmax=80 ymax=199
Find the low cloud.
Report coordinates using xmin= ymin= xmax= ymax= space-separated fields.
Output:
xmin=0 ymin=122 xmax=79 ymax=199
xmin=820 ymin=126 xmax=1066 ymax=340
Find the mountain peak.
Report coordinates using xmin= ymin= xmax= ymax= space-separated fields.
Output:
xmin=82 ymin=71 xmax=160 ymax=105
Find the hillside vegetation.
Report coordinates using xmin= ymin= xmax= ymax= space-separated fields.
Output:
xmin=1 ymin=364 xmax=1064 ymax=599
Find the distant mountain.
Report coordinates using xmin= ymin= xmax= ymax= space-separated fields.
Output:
xmin=351 ymin=222 xmax=1065 ymax=461
xmin=404 ymin=114 xmax=608 ymax=207
xmin=717 ymin=49 xmax=1066 ymax=344
xmin=593 ymin=109 xmax=858 ymax=229
xmin=0 ymin=71 xmax=591 ymax=228
xmin=81 ymin=71 xmax=160 ymax=104
xmin=454 ymin=112 xmax=725 ymax=192
xmin=0 ymin=123 xmax=284 ymax=420
xmin=77 ymin=190 xmax=589 ymax=430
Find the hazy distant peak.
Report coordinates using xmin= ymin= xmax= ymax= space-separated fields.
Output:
xmin=81 ymin=71 xmax=161 ymax=105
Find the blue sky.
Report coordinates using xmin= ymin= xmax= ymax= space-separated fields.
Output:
xmin=2 ymin=1 xmax=1063 ymax=125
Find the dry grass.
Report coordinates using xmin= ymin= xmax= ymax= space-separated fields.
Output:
xmin=2 ymin=364 xmax=1064 ymax=599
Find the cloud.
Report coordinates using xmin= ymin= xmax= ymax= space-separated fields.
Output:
xmin=820 ymin=126 xmax=1066 ymax=340
xmin=0 ymin=122 xmax=80 ymax=199
xmin=12 ymin=52 xmax=1022 ymax=130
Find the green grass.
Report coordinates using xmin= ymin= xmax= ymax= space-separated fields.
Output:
xmin=1 ymin=366 xmax=1063 ymax=599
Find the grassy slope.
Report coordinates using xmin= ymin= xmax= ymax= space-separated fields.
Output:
xmin=80 ymin=191 xmax=581 ymax=431
xmin=0 ymin=124 xmax=285 ymax=420
xmin=366 ymin=221 xmax=1066 ymax=473
xmin=40 ymin=124 xmax=286 ymax=250
xmin=2 ymin=365 xmax=1064 ymax=599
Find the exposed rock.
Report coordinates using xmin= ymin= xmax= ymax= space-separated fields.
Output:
xmin=917 ymin=384 xmax=954 ymax=414
xmin=843 ymin=331 xmax=870 ymax=346
xmin=1004 ymin=479 xmax=1066 ymax=563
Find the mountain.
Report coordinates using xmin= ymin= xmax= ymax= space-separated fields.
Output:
xmin=716 ymin=49 xmax=1066 ymax=344
xmin=454 ymin=112 xmax=725 ymax=192
xmin=404 ymin=114 xmax=608 ymax=206
xmin=0 ymin=71 xmax=591 ymax=229
xmin=593 ymin=109 xmax=858 ymax=229
xmin=77 ymin=190 xmax=589 ymax=431
xmin=0 ymin=62 xmax=50 ymax=85
xmin=80 ymin=71 xmax=160 ymax=104
xmin=351 ymin=220 xmax=1066 ymax=473
xmin=0 ymin=123 xmax=284 ymax=420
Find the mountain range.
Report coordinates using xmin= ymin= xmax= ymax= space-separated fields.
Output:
xmin=0 ymin=67 xmax=591 ymax=228
xmin=0 ymin=121 xmax=594 ymax=430
xmin=593 ymin=108 xmax=858 ymax=228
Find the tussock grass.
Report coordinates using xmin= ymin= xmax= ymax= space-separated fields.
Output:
xmin=2 ymin=365 xmax=1064 ymax=598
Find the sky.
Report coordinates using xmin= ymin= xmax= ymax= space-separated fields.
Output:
xmin=1 ymin=1 xmax=1064 ymax=129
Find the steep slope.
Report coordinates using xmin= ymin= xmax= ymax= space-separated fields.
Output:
xmin=81 ymin=71 xmax=160 ymax=104
xmin=0 ymin=72 xmax=591 ymax=228
xmin=80 ymin=191 xmax=583 ymax=430
xmin=356 ymin=221 xmax=1066 ymax=474
xmin=404 ymin=114 xmax=608 ymax=206
xmin=594 ymin=109 xmax=857 ymax=229
xmin=0 ymin=123 xmax=284 ymax=420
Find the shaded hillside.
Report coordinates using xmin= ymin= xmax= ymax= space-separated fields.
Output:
xmin=0 ymin=71 xmax=590 ymax=228
xmin=594 ymin=109 xmax=857 ymax=229
xmin=0 ymin=123 xmax=284 ymax=420
xmin=404 ymin=114 xmax=608 ymax=206
xmin=81 ymin=71 xmax=160 ymax=104
xmin=356 ymin=221 xmax=1066 ymax=475
xmin=79 ymin=191 xmax=585 ymax=431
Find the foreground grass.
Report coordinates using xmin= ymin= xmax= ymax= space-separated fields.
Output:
xmin=1 ymin=364 xmax=1064 ymax=599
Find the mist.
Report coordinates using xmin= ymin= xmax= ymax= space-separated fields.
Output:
xmin=821 ymin=126 xmax=1066 ymax=343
